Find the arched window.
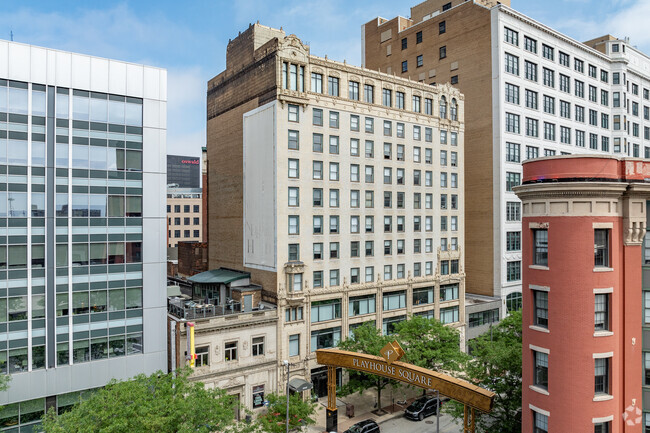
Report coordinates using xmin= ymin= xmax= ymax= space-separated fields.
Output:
xmin=450 ymin=98 xmax=458 ymax=121
xmin=439 ymin=96 xmax=447 ymax=119
xmin=506 ymin=291 xmax=522 ymax=313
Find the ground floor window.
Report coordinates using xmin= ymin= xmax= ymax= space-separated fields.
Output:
xmin=252 ymin=385 xmax=265 ymax=409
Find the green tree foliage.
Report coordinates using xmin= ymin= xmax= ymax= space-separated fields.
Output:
xmin=337 ymin=322 xmax=394 ymax=410
xmin=256 ymin=392 xmax=317 ymax=433
xmin=0 ymin=375 xmax=9 ymax=392
xmin=394 ymin=314 xmax=467 ymax=372
xmin=42 ymin=368 xmax=255 ymax=433
xmin=446 ymin=311 xmax=523 ymax=433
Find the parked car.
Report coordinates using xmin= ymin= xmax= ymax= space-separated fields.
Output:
xmin=404 ymin=396 xmax=442 ymax=421
xmin=343 ymin=419 xmax=380 ymax=433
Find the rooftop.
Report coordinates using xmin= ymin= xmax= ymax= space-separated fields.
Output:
xmin=188 ymin=268 xmax=250 ymax=285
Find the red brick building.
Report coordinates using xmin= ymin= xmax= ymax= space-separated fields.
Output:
xmin=515 ymin=155 xmax=648 ymax=433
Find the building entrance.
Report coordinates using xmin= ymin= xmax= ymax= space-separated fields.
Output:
xmin=311 ymin=366 xmax=341 ymax=398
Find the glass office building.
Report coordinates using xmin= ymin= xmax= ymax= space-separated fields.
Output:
xmin=0 ymin=40 xmax=167 ymax=431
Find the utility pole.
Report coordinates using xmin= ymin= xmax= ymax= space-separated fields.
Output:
xmin=284 ymin=360 xmax=290 ymax=433
xmin=436 ymin=389 xmax=440 ymax=433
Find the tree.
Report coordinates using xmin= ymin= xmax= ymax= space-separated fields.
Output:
xmin=446 ymin=311 xmax=523 ymax=433
xmin=394 ymin=314 xmax=467 ymax=372
xmin=42 ymin=368 xmax=256 ymax=433
xmin=0 ymin=375 xmax=9 ymax=392
xmin=256 ymin=392 xmax=317 ymax=433
xmin=337 ymin=322 xmax=394 ymax=411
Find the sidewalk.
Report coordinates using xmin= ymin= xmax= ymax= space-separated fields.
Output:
xmin=306 ymin=386 xmax=426 ymax=433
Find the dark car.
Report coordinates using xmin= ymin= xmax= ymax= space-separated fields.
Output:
xmin=404 ymin=396 xmax=442 ymax=421
xmin=343 ymin=419 xmax=380 ymax=433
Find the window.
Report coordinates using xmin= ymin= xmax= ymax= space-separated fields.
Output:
xmin=506 ymin=202 xmax=520 ymax=221
xmin=312 ymin=133 xmax=323 ymax=153
xmin=559 ymin=51 xmax=569 ymax=67
xmin=349 ymin=81 xmax=359 ymax=100
xmin=543 ymin=68 xmax=554 ymax=87
xmin=524 ymin=36 xmax=537 ymax=53
xmin=416 ymin=55 xmax=423 ymax=68
xmin=506 ymin=172 xmax=520 ymax=191
xmin=542 ymin=44 xmax=554 ymax=60
xmin=329 ymin=111 xmax=339 ymax=128
xmin=526 ymin=118 xmax=538 ymax=137
xmin=543 ymin=95 xmax=554 ymax=114
xmin=288 ymin=216 xmax=299 ymax=234
xmin=329 ymin=216 xmax=339 ymax=234
xmin=560 ymin=126 xmax=571 ymax=144
xmin=412 ymin=96 xmax=421 ymax=113
xmin=506 ymin=292 xmax=522 ymax=312
xmin=507 ymin=231 xmax=521 ymax=251
xmin=575 ymin=58 xmax=584 ymax=73
xmin=383 ymin=291 xmax=406 ymax=311
xmin=589 ymin=64 xmax=597 ymax=78
xmin=505 ymin=83 xmax=519 ymax=104
xmin=328 ymin=76 xmax=339 ymax=96
xmin=311 ymin=72 xmax=323 ymax=93
xmin=382 ymin=89 xmax=392 ymax=107
xmin=525 ymin=61 xmax=537 ymax=82
xmin=595 ymin=294 xmax=610 ymax=332
xmin=288 ymin=159 xmax=299 ymax=178
xmin=402 ymin=61 xmax=408 ymax=73
xmin=505 ymin=53 xmax=519 ymax=75
xmin=313 ymin=161 xmax=323 ymax=180
xmin=450 ymin=75 xmax=458 ymax=85
xmin=439 ymin=46 xmax=446 ymax=59
xmin=506 ymin=142 xmax=520 ymax=162
xmin=359 ymin=83 xmax=374 ymax=104
xmin=534 ymin=411 xmax=548 ymax=433
xmin=311 ymin=327 xmax=341 ymax=351
xmin=349 ymin=295 xmax=376 ymax=316
xmin=401 ymin=37 xmax=407 ymax=50
xmin=534 ymin=351 xmax=548 ymax=389
xmin=196 ymin=346 xmax=209 ymax=367
xmin=439 ymin=21 xmax=446 ymax=34
xmin=534 ymin=290 xmax=548 ymax=328
xmin=252 ymin=337 xmax=264 ymax=356
xmin=288 ymin=243 xmax=299 ymax=261
xmin=544 ymin=123 xmax=555 ymax=141
xmin=329 ymin=136 xmax=339 ymax=154
xmin=288 ymin=104 xmax=299 ymax=122
xmin=533 ymin=229 xmax=548 ymax=266
xmin=575 ymin=105 xmax=584 ymax=122
xmin=593 ymin=229 xmax=610 ymax=267
xmin=595 ymin=358 xmax=610 ymax=395
xmin=289 ymin=334 xmax=300 ymax=356
xmin=506 ymin=261 xmax=521 ymax=281
xmin=396 ymin=92 xmax=404 ymax=109
xmin=224 ymin=341 xmax=237 ymax=361
xmin=505 ymin=113 xmax=520 ymax=133
xmin=600 ymin=70 xmax=608 ymax=83
xmin=288 ymin=130 xmax=299 ymax=150
xmin=330 ymin=269 xmax=339 ymax=286
xmin=329 ymin=162 xmax=339 ymax=181
xmin=311 ymin=299 xmax=341 ymax=323
xmin=440 ymin=306 xmax=459 ymax=324
xmin=594 ymin=422 xmax=610 ymax=433
xmin=525 ymin=90 xmax=538 ymax=109
xmin=504 ymin=27 xmax=518 ymax=45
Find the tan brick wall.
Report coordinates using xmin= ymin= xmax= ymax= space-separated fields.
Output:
xmin=364 ymin=2 xmax=496 ymax=296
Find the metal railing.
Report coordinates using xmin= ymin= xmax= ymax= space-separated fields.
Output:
xmin=167 ymin=298 xmax=242 ymax=320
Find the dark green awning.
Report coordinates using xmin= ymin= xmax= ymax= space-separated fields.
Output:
xmin=289 ymin=378 xmax=313 ymax=392
xmin=188 ymin=268 xmax=250 ymax=284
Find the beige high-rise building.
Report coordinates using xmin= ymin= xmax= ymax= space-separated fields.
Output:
xmin=363 ymin=0 xmax=650 ymax=321
xmin=167 ymin=188 xmax=202 ymax=248
xmin=207 ymin=23 xmax=465 ymax=396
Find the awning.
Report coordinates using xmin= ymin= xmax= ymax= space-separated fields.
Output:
xmin=188 ymin=268 xmax=250 ymax=284
xmin=289 ymin=378 xmax=313 ymax=393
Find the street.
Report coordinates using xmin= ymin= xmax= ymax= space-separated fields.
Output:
xmin=379 ymin=412 xmax=463 ymax=433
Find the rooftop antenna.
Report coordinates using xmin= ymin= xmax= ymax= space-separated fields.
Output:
xmin=10 ymin=30 xmax=13 ymax=41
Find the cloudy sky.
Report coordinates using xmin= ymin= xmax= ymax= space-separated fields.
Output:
xmin=1 ymin=0 xmax=648 ymax=157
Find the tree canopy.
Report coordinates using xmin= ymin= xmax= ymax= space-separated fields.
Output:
xmin=256 ymin=392 xmax=317 ymax=433
xmin=446 ymin=311 xmax=523 ymax=433
xmin=42 ymin=368 xmax=255 ymax=433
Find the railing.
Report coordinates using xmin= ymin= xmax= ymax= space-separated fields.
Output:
xmin=167 ymin=298 xmax=242 ymax=320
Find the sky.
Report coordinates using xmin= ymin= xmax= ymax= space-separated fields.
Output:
xmin=1 ymin=0 xmax=649 ymax=158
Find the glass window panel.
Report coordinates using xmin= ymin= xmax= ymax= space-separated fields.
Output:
xmin=125 ymin=150 xmax=142 ymax=171
xmin=125 ymin=288 xmax=142 ymax=309
xmin=0 ymin=298 xmax=5 ymax=322
xmin=89 ymin=195 xmax=106 ymax=218
xmin=89 ymin=97 xmax=108 ymax=122
xmin=126 ymin=196 xmax=142 ymax=217
xmin=127 ymin=333 xmax=143 ymax=354
xmin=32 ymin=244 xmax=45 ymax=268
xmin=90 ymin=291 xmax=107 ymax=313
xmin=107 ymin=148 xmax=118 ymax=170
xmin=109 ymin=100 xmax=125 ymax=124
xmin=32 ymin=295 xmax=45 ymax=319
xmin=0 ymin=245 xmax=6 ymax=269
xmin=108 ymin=289 xmax=125 ymax=311
xmin=56 ymin=244 xmax=67 ymax=267
xmin=108 ymin=242 xmax=124 ymax=264
xmin=89 ymin=243 xmax=107 ymax=265
xmin=7 ymin=139 xmax=28 ymax=165
xmin=0 ymin=86 xmax=6 ymax=112
xmin=56 ymin=293 xmax=68 ymax=316
xmin=109 ymin=335 xmax=125 ymax=357
xmin=88 ymin=146 xmax=107 ymax=170
xmin=115 ymin=149 xmax=126 ymax=170
xmin=0 ymin=191 xmax=5 ymax=217
xmin=107 ymin=196 xmax=124 ymax=217
xmin=125 ymin=103 xmax=142 ymax=126
xmin=71 ymin=194 xmax=88 ymax=217
xmin=56 ymin=143 xmax=68 ymax=167
xmin=8 ymin=245 xmax=27 ymax=269
xmin=31 ymin=192 xmax=45 ymax=217
xmin=73 ymin=95 xmax=89 ymax=120
xmin=73 ymin=339 xmax=90 ymax=363
xmin=72 ymin=292 xmax=89 ymax=315
xmin=0 ymin=138 xmax=6 ymax=164
xmin=8 ymin=296 xmax=27 ymax=321
xmin=72 ymin=145 xmax=89 ymax=169
xmin=56 ymin=193 xmax=68 ymax=217
xmin=32 ymin=141 xmax=45 ymax=166
xmin=57 ymin=342 xmax=69 ymax=366
xmin=56 ymin=92 xmax=69 ymax=119
xmin=8 ymin=87 xmax=28 ymax=114
xmin=32 ymin=90 xmax=46 ymax=116
xmin=125 ymin=242 xmax=142 ymax=263
xmin=8 ymin=348 xmax=28 ymax=373
xmin=71 ymin=244 xmax=88 ymax=266
xmin=8 ymin=191 xmax=27 ymax=217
